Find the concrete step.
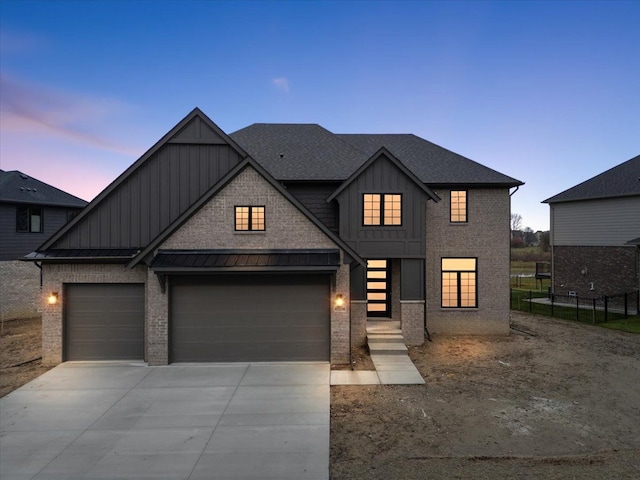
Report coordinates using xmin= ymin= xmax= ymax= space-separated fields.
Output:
xmin=366 ymin=327 xmax=402 ymax=335
xmin=367 ymin=334 xmax=405 ymax=344
xmin=368 ymin=342 xmax=408 ymax=355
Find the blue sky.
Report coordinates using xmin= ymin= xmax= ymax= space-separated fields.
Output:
xmin=1 ymin=0 xmax=638 ymax=231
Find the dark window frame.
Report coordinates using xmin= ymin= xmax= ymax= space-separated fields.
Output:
xmin=441 ymin=257 xmax=478 ymax=308
xmin=362 ymin=193 xmax=403 ymax=227
xmin=16 ymin=206 xmax=43 ymax=233
xmin=450 ymin=190 xmax=468 ymax=223
xmin=234 ymin=205 xmax=266 ymax=232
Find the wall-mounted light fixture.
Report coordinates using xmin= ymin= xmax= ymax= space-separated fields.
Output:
xmin=47 ymin=292 xmax=58 ymax=305
xmin=335 ymin=294 xmax=344 ymax=308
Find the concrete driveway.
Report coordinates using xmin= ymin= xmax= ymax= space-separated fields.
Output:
xmin=0 ymin=363 xmax=330 ymax=480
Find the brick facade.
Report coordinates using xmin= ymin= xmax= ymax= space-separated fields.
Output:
xmin=425 ymin=188 xmax=511 ymax=335
xmin=552 ymin=245 xmax=638 ymax=298
xmin=161 ymin=166 xmax=351 ymax=365
xmin=41 ymin=264 xmax=146 ymax=365
xmin=400 ymin=300 xmax=424 ymax=345
xmin=0 ymin=261 xmax=41 ymax=321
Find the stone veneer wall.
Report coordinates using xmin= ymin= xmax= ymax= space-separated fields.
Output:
xmin=41 ymin=264 xmax=147 ymax=365
xmin=160 ymin=167 xmax=351 ymax=364
xmin=0 ymin=261 xmax=41 ymax=321
xmin=552 ymin=245 xmax=638 ymax=298
xmin=425 ymin=188 xmax=511 ymax=335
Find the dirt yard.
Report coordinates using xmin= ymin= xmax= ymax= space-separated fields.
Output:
xmin=331 ymin=312 xmax=640 ymax=479
xmin=2 ymin=314 xmax=639 ymax=478
xmin=0 ymin=317 xmax=52 ymax=398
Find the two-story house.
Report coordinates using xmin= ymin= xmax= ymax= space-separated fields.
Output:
xmin=25 ymin=109 xmax=522 ymax=365
xmin=543 ymin=154 xmax=640 ymax=298
xmin=0 ymin=170 xmax=87 ymax=321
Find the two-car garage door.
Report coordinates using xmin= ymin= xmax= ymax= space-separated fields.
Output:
xmin=63 ymin=275 xmax=331 ymax=362
xmin=170 ymin=274 xmax=330 ymax=362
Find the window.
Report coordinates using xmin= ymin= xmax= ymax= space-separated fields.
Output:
xmin=363 ymin=194 xmax=402 ymax=226
xmin=450 ymin=190 xmax=467 ymax=222
xmin=16 ymin=206 xmax=43 ymax=233
xmin=235 ymin=206 xmax=265 ymax=231
xmin=442 ymin=258 xmax=477 ymax=308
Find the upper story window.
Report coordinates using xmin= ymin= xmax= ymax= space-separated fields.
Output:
xmin=441 ymin=257 xmax=477 ymax=308
xmin=450 ymin=190 xmax=467 ymax=223
xmin=16 ymin=206 xmax=43 ymax=233
xmin=235 ymin=206 xmax=265 ymax=231
xmin=363 ymin=194 xmax=402 ymax=226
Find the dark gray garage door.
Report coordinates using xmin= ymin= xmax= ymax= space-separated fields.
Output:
xmin=64 ymin=284 xmax=144 ymax=361
xmin=170 ymin=275 xmax=330 ymax=362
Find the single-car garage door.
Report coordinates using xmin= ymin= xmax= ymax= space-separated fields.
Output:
xmin=64 ymin=284 xmax=144 ymax=361
xmin=170 ymin=274 xmax=330 ymax=362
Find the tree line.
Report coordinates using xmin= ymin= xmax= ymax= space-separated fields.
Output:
xmin=510 ymin=213 xmax=550 ymax=251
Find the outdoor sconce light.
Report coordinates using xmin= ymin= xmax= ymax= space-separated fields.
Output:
xmin=335 ymin=294 xmax=345 ymax=308
xmin=47 ymin=292 xmax=58 ymax=305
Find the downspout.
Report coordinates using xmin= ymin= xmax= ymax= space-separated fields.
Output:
xmin=508 ymin=186 xmax=520 ymax=321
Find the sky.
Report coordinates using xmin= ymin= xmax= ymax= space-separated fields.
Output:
xmin=1 ymin=0 xmax=638 ymax=232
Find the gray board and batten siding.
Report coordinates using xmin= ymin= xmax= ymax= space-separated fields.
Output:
xmin=43 ymin=114 xmax=246 ymax=251
xmin=331 ymin=152 xmax=433 ymax=258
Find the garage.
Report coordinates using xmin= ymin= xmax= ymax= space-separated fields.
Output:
xmin=64 ymin=284 xmax=145 ymax=361
xmin=170 ymin=274 xmax=330 ymax=362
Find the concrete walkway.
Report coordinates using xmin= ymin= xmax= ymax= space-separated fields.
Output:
xmin=330 ymin=321 xmax=425 ymax=386
xmin=0 ymin=363 xmax=329 ymax=480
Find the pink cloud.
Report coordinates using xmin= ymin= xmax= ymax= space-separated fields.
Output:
xmin=0 ymin=73 xmax=140 ymax=157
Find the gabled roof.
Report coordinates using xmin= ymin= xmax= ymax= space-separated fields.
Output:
xmin=338 ymin=134 xmax=523 ymax=187
xmin=544 ymin=154 xmax=640 ymax=204
xmin=39 ymin=107 xmax=248 ymax=251
xmin=327 ymin=147 xmax=440 ymax=202
xmin=128 ymin=157 xmax=365 ymax=268
xmin=230 ymin=124 xmax=523 ymax=187
xmin=0 ymin=170 xmax=87 ymax=208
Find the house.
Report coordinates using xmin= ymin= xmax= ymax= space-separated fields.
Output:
xmin=543 ymin=154 xmax=640 ymax=298
xmin=25 ymin=108 xmax=522 ymax=366
xmin=0 ymin=170 xmax=87 ymax=321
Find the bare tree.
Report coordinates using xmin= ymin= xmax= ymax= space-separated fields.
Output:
xmin=510 ymin=213 xmax=522 ymax=232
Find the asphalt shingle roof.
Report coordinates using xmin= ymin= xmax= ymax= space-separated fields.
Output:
xmin=543 ymin=154 xmax=640 ymax=203
xmin=0 ymin=170 xmax=88 ymax=208
xmin=230 ymin=124 xmax=522 ymax=187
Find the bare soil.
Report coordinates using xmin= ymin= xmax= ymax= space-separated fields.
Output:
xmin=0 ymin=317 xmax=52 ymax=398
xmin=3 ymin=315 xmax=639 ymax=478
xmin=331 ymin=312 xmax=640 ymax=479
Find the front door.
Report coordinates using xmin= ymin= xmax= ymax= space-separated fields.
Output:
xmin=367 ymin=259 xmax=390 ymax=317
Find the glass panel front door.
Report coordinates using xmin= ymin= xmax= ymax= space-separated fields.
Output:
xmin=367 ymin=259 xmax=390 ymax=317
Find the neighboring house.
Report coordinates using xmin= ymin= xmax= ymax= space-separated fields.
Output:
xmin=543 ymin=154 xmax=640 ymax=298
xmin=0 ymin=170 xmax=87 ymax=321
xmin=25 ymin=109 xmax=522 ymax=366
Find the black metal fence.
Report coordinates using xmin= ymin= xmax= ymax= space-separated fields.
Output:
xmin=511 ymin=289 xmax=640 ymax=324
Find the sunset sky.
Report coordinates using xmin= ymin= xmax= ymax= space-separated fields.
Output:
xmin=1 ymin=0 xmax=638 ymax=231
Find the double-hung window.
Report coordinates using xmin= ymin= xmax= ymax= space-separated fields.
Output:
xmin=363 ymin=194 xmax=402 ymax=226
xmin=235 ymin=206 xmax=265 ymax=231
xmin=450 ymin=190 xmax=467 ymax=223
xmin=16 ymin=206 xmax=43 ymax=233
xmin=441 ymin=258 xmax=477 ymax=308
